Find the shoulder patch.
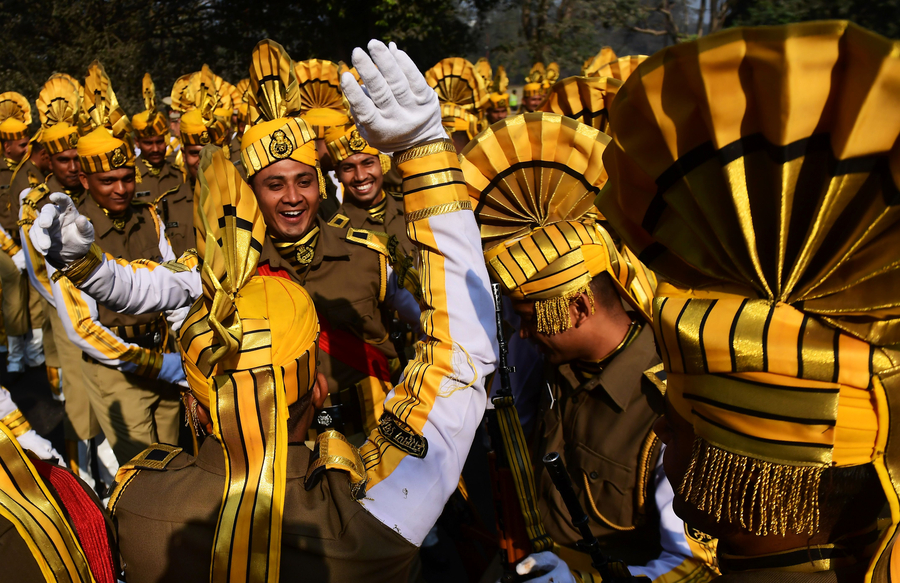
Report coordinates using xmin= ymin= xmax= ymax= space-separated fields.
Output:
xmin=345 ymin=228 xmax=391 ymax=257
xmin=24 ymin=183 xmax=49 ymax=206
xmin=305 ymin=429 xmax=368 ymax=500
xmin=107 ymin=443 xmax=183 ymax=516
xmin=327 ymin=213 xmax=350 ymax=229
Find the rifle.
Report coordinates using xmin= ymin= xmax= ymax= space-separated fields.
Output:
xmin=542 ymin=452 xmax=632 ymax=582
xmin=487 ymin=283 xmax=553 ymax=581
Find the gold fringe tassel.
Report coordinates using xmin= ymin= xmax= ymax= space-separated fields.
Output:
xmin=679 ymin=437 xmax=823 ymax=536
xmin=534 ymin=285 xmax=594 ymax=335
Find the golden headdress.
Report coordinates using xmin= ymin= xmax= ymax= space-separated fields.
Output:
xmin=180 ymin=146 xmax=319 ymax=583
xmin=338 ymin=61 xmax=362 ymax=85
xmin=475 ymin=57 xmax=492 ymax=87
xmin=179 ymin=66 xmax=229 ymax=148
xmin=0 ymin=92 xmax=31 ymax=142
xmin=440 ymin=102 xmax=480 ymax=141
xmin=582 ymin=46 xmax=617 ymax=77
xmin=476 ymin=60 xmax=509 ymax=111
xmin=543 ymin=62 xmax=560 ymax=89
xmin=593 ymin=55 xmax=647 ymax=82
xmin=539 ymin=76 xmax=622 ymax=132
xmin=596 ymin=21 xmax=900 ymax=563
xmin=83 ymin=61 xmax=133 ymax=145
xmin=77 ymin=126 xmax=134 ymax=174
xmin=523 ymin=63 xmax=545 ymax=97
xmin=241 ymin=40 xmax=322 ymax=191
xmin=461 ymin=112 xmax=654 ymax=334
xmin=232 ymin=78 xmax=250 ymax=124
xmin=132 ymin=73 xmax=168 ymax=139
xmin=326 ymin=124 xmax=379 ymax=163
xmin=425 ymin=57 xmax=489 ymax=111
xmin=36 ymin=74 xmax=81 ymax=154
xmin=170 ymin=73 xmax=194 ymax=114
xmin=295 ymin=59 xmax=350 ymax=138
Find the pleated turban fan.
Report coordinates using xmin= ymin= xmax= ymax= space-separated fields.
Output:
xmin=582 ymin=46 xmax=617 ymax=77
xmin=592 ymin=55 xmax=648 ymax=83
xmin=523 ymin=63 xmax=545 ymax=98
xmin=0 ymin=92 xmax=32 ymax=141
xmin=295 ymin=59 xmax=351 ymax=139
xmin=83 ymin=61 xmax=134 ymax=150
xmin=539 ymin=76 xmax=623 ymax=133
xmin=132 ymin=74 xmax=168 ymax=139
xmin=595 ymin=20 xmax=900 ymax=569
xmin=178 ymin=66 xmax=230 ymax=148
xmin=37 ymin=75 xmax=81 ymax=155
xmin=179 ymin=146 xmax=319 ymax=583
xmin=460 ymin=112 xmax=656 ymax=335
xmin=426 ymin=58 xmax=489 ymax=138
xmin=241 ymin=40 xmax=324 ymax=196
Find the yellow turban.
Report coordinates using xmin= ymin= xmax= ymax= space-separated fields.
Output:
xmin=132 ymin=110 xmax=168 ymax=139
xmin=300 ymin=107 xmax=350 ymax=140
xmin=462 ymin=113 xmax=656 ymax=335
xmin=41 ymin=122 xmax=80 ymax=155
xmin=0 ymin=91 xmax=31 ymax=142
xmin=77 ymin=126 xmax=134 ymax=174
xmin=0 ymin=118 xmax=28 ymax=142
xmin=326 ymin=125 xmax=379 ymax=164
xmin=179 ymin=109 xmax=227 ymax=147
xmin=179 ymin=146 xmax=319 ymax=582
xmin=596 ymin=21 xmax=900 ymax=548
xmin=440 ymin=103 xmax=480 ymax=140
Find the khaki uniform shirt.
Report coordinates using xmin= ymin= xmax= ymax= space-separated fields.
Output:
xmin=134 ymin=157 xmax=184 ymax=204
xmin=259 ymin=215 xmax=396 ymax=392
xmin=154 ymin=180 xmax=194 ymax=259
xmin=0 ymin=157 xmax=18 ymax=235
xmin=535 ymin=325 xmax=663 ymax=564
xmin=9 ymin=158 xmax=45 ymax=228
xmin=112 ymin=438 xmax=417 ymax=583
xmin=336 ymin=192 xmax=415 ymax=259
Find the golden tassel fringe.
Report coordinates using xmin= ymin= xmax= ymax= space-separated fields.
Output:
xmin=678 ymin=437 xmax=823 ymax=537
xmin=534 ymin=285 xmax=594 ymax=335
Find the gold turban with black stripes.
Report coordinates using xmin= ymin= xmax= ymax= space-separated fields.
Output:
xmin=179 ymin=146 xmax=319 ymax=583
xmin=596 ymin=20 xmax=900 ymax=568
xmin=539 ymin=76 xmax=622 ymax=133
xmin=461 ymin=112 xmax=656 ymax=334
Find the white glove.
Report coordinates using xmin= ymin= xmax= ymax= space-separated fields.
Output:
xmin=341 ymin=40 xmax=445 ymax=153
xmin=157 ymin=352 xmax=186 ymax=385
xmin=166 ymin=306 xmax=191 ymax=333
xmin=31 ymin=192 xmax=95 ymax=269
xmin=17 ymin=429 xmax=63 ymax=463
xmin=11 ymin=249 xmax=25 ymax=272
xmin=510 ymin=552 xmax=576 ymax=583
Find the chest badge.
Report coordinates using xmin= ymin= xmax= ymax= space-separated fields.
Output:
xmin=295 ymin=245 xmax=314 ymax=265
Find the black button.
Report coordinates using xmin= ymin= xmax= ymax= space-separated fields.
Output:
xmin=590 ymin=471 xmax=599 ymax=480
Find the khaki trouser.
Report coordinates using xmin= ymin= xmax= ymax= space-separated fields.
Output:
xmin=0 ymin=252 xmax=29 ymax=336
xmin=43 ymin=298 xmax=99 ymax=440
xmin=81 ymin=358 xmax=180 ymax=464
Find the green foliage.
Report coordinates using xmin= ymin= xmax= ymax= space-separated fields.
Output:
xmin=0 ymin=0 xmax=479 ymax=116
xmin=727 ymin=0 xmax=900 ymax=39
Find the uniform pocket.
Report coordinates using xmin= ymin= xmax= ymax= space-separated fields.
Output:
xmin=569 ymin=442 xmax=636 ymax=530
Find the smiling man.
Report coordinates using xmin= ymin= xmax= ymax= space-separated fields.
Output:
xmin=50 ymin=125 xmax=184 ymax=464
xmin=326 ymin=125 xmax=414 ymax=257
xmin=132 ymin=74 xmax=185 ymax=207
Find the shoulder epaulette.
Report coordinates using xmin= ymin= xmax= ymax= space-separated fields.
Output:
xmin=327 ymin=213 xmax=350 ymax=229
xmin=107 ymin=443 xmax=182 ymax=515
xmin=24 ymin=183 xmax=49 ymax=206
xmin=346 ymin=228 xmax=391 ymax=258
xmin=305 ymin=429 xmax=367 ymax=500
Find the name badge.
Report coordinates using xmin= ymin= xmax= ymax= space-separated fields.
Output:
xmin=135 ymin=191 xmax=151 ymax=197
xmin=166 ymin=221 xmax=179 ymax=229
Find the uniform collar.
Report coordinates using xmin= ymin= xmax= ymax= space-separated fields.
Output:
xmin=46 ymin=174 xmax=84 ymax=204
xmin=82 ymin=195 xmax=138 ymax=238
xmin=260 ymin=215 xmax=351 ymax=279
xmin=558 ymin=324 xmax=657 ymax=412
xmin=138 ymin=156 xmax=180 ymax=182
xmin=194 ymin=435 xmax=312 ymax=479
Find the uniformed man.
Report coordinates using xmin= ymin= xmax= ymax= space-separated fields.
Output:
xmin=525 ymin=20 xmax=900 ymax=583
xmin=520 ymin=63 xmax=546 ymax=113
xmin=41 ymin=40 xmax=495 ymax=582
xmin=462 ymin=112 xmax=715 ymax=581
xmin=485 ymin=66 xmax=510 ymax=124
xmin=326 ymin=124 xmax=414 ymax=257
xmin=36 ymin=40 xmax=420 ymax=447
xmin=0 ymin=92 xmax=41 ymax=370
xmin=132 ymin=73 xmax=185 ymax=205
xmin=0 ymin=385 xmax=118 ymax=582
xmin=51 ymin=125 xmax=184 ymax=465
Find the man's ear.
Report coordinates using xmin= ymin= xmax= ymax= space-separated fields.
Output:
xmin=78 ymin=172 xmax=90 ymax=191
xmin=312 ymin=371 xmax=328 ymax=409
xmin=571 ymin=291 xmax=594 ymax=328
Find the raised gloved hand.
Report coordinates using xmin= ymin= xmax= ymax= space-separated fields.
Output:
xmin=341 ymin=40 xmax=445 ymax=153
xmin=508 ymin=552 xmax=576 ymax=583
xmin=11 ymin=249 xmax=25 ymax=272
xmin=157 ymin=352 xmax=186 ymax=385
xmin=31 ymin=192 xmax=95 ymax=269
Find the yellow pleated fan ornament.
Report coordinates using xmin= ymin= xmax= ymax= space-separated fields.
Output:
xmin=294 ymin=59 xmax=349 ymax=138
xmin=36 ymin=75 xmax=82 ymax=154
xmin=543 ymin=62 xmax=560 ymax=90
xmin=597 ymin=21 xmax=900 ymax=563
xmin=133 ymin=74 xmax=169 ymax=139
xmin=83 ymin=61 xmax=133 ymax=148
xmin=180 ymin=145 xmax=319 ymax=583
xmin=475 ymin=57 xmax=492 ymax=89
xmin=169 ymin=73 xmax=194 ymax=114
xmin=582 ymin=46 xmax=617 ymax=77
xmin=0 ymin=92 xmax=32 ymax=141
xmin=425 ymin=57 xmax=490 ymax=111
xmin=539 ymin=76 xmax=622 ymax=132
xmin=460 ymin=112 xmax=652 ymax=333
xmin=593 ymin=55 xmax=647 ymax=82
xmin=338 ymin=60 xmax=362 ymax=85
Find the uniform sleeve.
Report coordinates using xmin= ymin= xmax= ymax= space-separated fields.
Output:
xmin=18 ymin=189 xmax=55 ymax=305
xmin=358 ymin=143 xmax=498 ymax=546
xmin=627 ymin=448 xmax=719 ymax=582
xmin=0 ymin=225 xmax=21 ymax=258
xmin=64 ymin=249 xmax=201 ymax=315
xmin=51 ymin=271 xmax=164 ymax=378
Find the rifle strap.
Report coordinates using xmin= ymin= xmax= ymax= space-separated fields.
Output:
xmin=492 ymin=394 xmax=554 ymax=553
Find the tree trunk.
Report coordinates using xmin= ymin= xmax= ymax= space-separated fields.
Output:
xmin=696 ymin=0 xmax=707 ymax=37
